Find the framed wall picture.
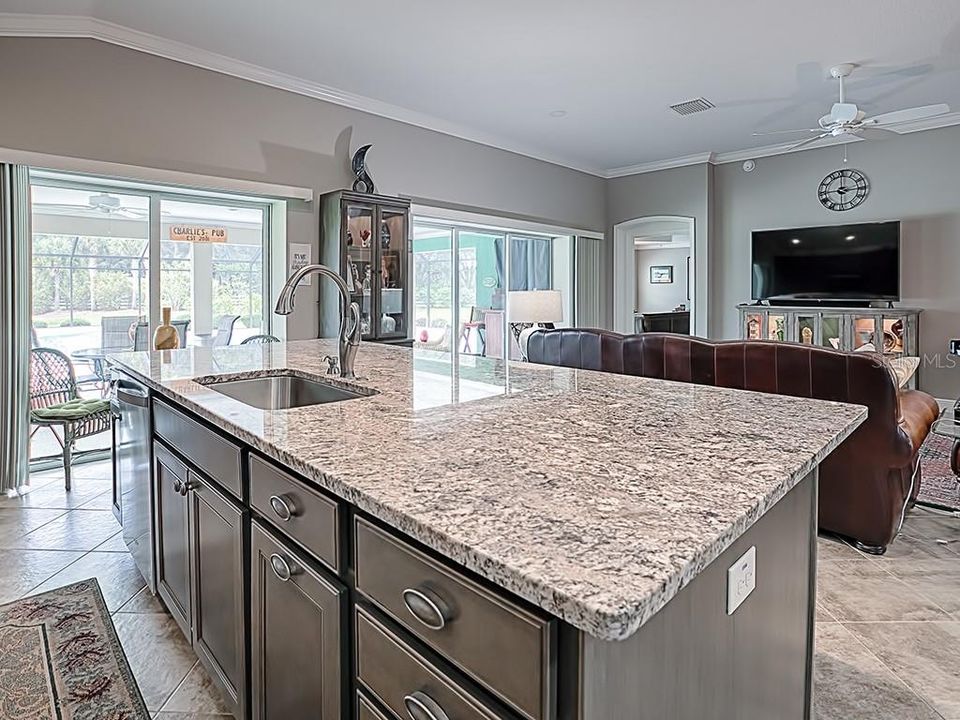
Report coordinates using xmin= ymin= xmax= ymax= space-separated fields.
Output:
xmin=650 ymin=265 xmax=674 ymax=284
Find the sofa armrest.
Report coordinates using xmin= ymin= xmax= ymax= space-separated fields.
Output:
xmin=898 ymin=389 xmax=940 ymax=454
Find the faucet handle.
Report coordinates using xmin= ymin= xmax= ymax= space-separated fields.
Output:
xmin=323 ymin=355 xmax=339 ymax=375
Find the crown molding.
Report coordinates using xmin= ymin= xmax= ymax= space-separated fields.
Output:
xmin=606 ymin=112 xmax=960 ymax=176
xmin=0 ymin=13 xmax=608 ymax=178
xmin=604 ymin=152 xmax=716 ymax=178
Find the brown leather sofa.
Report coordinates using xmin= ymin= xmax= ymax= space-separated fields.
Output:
xmin=526 ymin=328 xmax=940 ymax=553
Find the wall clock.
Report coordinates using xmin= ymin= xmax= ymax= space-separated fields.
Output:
xmin=818 ymin=168 xmax=869 ymax=211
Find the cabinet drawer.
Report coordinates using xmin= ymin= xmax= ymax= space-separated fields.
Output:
xmin=249 ymin=454 xmax=339 ymax=573
xmin=357 ymin=692 xmax=395 ymax=720
xmin=355 ymin=518 xmax=554 ymax=720
xmin=153 ymin=399 xmax=242 ymax=500
xmin=356 ymin=607 xmax=502 ymax=720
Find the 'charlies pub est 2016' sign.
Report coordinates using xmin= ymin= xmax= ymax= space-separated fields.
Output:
xmin=169 ymin=225 xmax=228 ymax=243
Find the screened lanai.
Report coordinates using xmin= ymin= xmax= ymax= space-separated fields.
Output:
xmin=29 ymin=179 xmax=272 ymax=463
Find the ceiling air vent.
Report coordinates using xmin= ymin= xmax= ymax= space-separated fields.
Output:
xmin=670 ymin=97 xmax=716 ymax=116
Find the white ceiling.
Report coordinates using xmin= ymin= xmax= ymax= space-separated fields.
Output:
xmin=2 ymin=0 xmax=960 ymax=175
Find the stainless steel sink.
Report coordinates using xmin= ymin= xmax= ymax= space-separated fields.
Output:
xmin=201 ymin=373 xmax=374 ymax=410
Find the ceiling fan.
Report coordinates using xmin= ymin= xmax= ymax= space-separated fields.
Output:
xmin=86 ymin=193 xmax=147 ymax=218
xmin=753 ymin=64 xmax=951 ymax=151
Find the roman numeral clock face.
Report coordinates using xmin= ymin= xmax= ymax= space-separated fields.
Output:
xmin=818 ymin=168 xmax=869 ymax=211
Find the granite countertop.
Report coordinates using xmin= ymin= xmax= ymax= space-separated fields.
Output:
xmin=109 ymin=340 xmax=866 ymax=642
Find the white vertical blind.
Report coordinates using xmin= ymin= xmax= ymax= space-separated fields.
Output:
xmin=0 ymin=164 xmax=32 ymax=494
xmin=575 ymin=236 xmax=603 ymax=328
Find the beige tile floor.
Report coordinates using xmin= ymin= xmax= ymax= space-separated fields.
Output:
xmin=816 ymin=507 xmax=960 ymax=720
xmin=2 ymin=461 xmax=232 ymax=719
xmin=4 ymin=459 xmax=960 ymax=719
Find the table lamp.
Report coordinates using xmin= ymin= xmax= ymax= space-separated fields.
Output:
xmin=507 ymin=290 xmax=563 ymax=360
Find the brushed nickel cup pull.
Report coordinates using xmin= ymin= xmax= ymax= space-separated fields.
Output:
xmin=269 ymin=553 xmax=294 ymax=582
xmin=403 ymin=691 xmax=449 ymax=720
xmin=268 ymin=494 xmax=294 ymax=522
xmin=402 ymin=587 xmax=450 ymax=631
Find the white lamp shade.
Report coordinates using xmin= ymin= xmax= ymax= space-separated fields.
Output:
xmin=507 ymin=290 xmax=563 ymax=324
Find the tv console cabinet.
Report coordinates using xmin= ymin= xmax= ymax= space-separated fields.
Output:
xmin=736 ymin=304 xmax=922 ymax=388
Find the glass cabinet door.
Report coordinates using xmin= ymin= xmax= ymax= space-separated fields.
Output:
xmin=767 ymin=313 xmax=785 ymax=341
xmin=821 ymin=316 xmax=842 ymax=350
xmin=378 ymin=206 xmax=407 ymax=338
xmin=344 ymin=204 xmax=374 ymax=339
xmin=881 ymin=317 xmax=905 ymax=355
xmin=796 ymin=315 xmax=816 ymax=345
xmin=853 ymin=316 xmax=876 ymax=350
xmin=744 ymin=312 xmax=762 ymax=340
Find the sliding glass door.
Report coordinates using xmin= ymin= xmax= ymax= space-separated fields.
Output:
xmin=412 ymin=220 xmax=574 ymax=364
xmin=159 ymin=198 xmax=268 ymax=345
xmin=30 ymin=184 xmax=151 ymax=460
xmin=28 ymin=172 xmax=273 ymax=465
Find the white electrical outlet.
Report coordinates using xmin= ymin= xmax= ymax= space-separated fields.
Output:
xmin=727 ymin=546 xmax=756 ymax=615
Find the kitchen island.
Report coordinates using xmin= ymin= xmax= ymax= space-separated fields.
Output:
xmin=109 ymin=339 xmax=866 ymax=720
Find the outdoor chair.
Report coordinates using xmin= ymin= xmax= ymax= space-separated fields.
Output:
xmin=240 ymin=334 xmax=280 ymax=344
xmin=29 ymin=347 xmax=111 ymax=491
xmin=101 ymin=315 xmax=139 ymax=351
xmin=133 ymin=320 xmax=190 ymax=350
xmin=213 ymin=315 xmax=241 ymax=347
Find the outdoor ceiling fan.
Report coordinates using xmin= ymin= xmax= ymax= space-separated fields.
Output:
xmin=86 ymin=193 xmax=147 ymax=219
xmin=753 ymin=63 xmax=951 ymax=151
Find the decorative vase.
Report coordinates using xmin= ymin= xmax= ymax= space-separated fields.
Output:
xmin=153 ymin=307 xmax=180 ymax=350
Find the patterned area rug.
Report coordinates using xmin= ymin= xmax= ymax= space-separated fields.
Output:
xmin=918 ymin=432 xmax=960 ymax=511
xmin=0 ymin=579 xmax=149 ymax=720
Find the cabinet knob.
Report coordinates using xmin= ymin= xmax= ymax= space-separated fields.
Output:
xmin=268 ymin=494 xmax=294 ymax=522
xmin=172 ymin=479 xmax=183 ymax=494
xmin=403 ymin=691 xmax=449 ymax=720
xmin=269 ymin=553 xmax=296 ymax=582
xmin=402 ymin=586 xmax=451 ymax=631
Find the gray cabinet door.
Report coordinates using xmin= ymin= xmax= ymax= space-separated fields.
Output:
xmin=153 ymin=441 xmax=192 ymax=639
xmin=190 ymin=472 xmax=247 ymax=720
xmin=250 ymin=520 xmax=344 ymax=720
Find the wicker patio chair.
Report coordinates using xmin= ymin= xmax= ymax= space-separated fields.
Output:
xmin=240 ymin=334 xmax=280 ymax=344
xmin=29 ymin=347 xmax=111 ymax=491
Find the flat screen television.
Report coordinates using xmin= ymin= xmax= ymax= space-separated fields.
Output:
xmin=751 ymin=221 xmax=900 ymax=303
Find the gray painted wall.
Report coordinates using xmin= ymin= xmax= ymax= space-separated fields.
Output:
xmin=0 ymin=38 xmax=605 ymax=339
xmin=713 ymin=125 xmax=960 ymax=398
xmin=635 ymin=246 xmax=689 ymax=313
xmin=606 ymin=164 xmax=709 ymax=334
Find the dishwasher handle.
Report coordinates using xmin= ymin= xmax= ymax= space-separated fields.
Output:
xmin=116 ymin=385 xmax=150 ymax=408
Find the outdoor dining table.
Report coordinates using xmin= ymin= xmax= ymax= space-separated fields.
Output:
xmin=71 ymin=346 xmax=132 ymax=390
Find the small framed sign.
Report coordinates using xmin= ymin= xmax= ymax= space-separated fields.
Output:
xmin=650 ymin=265 xmax=674 ymax=284
xmin=289 ymin=243 xmax=313 ymax=285
xmin=169 ymin=225 xmax=227 ymax=243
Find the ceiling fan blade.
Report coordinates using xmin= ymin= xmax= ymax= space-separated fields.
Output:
xmin=857 ymin=126 xmax=899 ymax=140
xmin=752 ymin=128 xmax=821 ymax=136
xmin=787 ymin=133 xmax=831 ymax=152
xmin=869 ymin=103 xmax=950 ymax=126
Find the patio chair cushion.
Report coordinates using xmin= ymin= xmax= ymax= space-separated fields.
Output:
xmin=31 ymin=398 xmax=110 ymax=422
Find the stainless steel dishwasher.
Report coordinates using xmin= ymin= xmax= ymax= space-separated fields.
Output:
xmin=111 ymin=369 xmax=155 ymax=591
